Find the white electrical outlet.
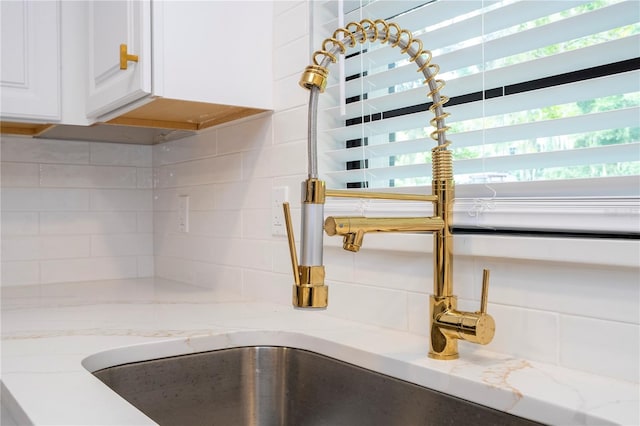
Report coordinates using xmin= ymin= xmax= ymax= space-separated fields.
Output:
xmin=178 ymin=195 xmax=189 ymax=233
xmin=271 ymin=186 xmax=289 ymax=236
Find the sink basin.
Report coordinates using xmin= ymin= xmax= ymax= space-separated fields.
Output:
xmin=93 ymin=346 xmax=541 ymax=426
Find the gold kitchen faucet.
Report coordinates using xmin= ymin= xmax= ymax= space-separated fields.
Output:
xmin=283 ymin=19 xmax=495 ymax=360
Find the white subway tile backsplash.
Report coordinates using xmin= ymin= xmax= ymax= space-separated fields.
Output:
xmin=273 ymin=107 xmax=307 ymax=145
xmin=242 ymin=269 xmax=291 ymax=306
xmin=91 ymin=234 xmax=153 ymax=257
xmin=153 ymin=189 xmax=178 ymax=212
xmin=155 ymin=154 xmax=242 ymax=188
xmin=90 ymin=189 xmax=152 ymax=211
xmin=39 ymin=236 xmax=91 ymax=259
xmin=154 ymin=233 xmax=217 ymax=264
xmin=2 ymin=188 xmax=90 ymax=211
xmin=1 ymin=140 xmax=153 ymax=287
xmin=326 ymin=281 xmax=409 ymax=331
xmin=1 ymin=236 xmax=39 ymax=261
xmin=1 ymin=261 xmax=39 ymax=286
xmin=486 ymin=259 xmax=639 ymax=324
xmin=407 ymin=292 xmax=430 ymax=336
xmin=39 ymin=189 xmax=91 ymax=211
xmin=323 ymin=246 xmax=356 ymax=285
xmin=153 ymin=186 xmax=217 ymax=212
xmin=1 ymin=138 xmax=89 ymax=164
xmin=242 ymin=209 xmax=272 ymax=240
xmin=1 ymin=162 xmax=40 ymax=187
xmin=90 ymin=143 xmax=151 ymax=167
xmin=217 ymin=239 xmax=274 ymax=271
xmin=273 ymin=175 xmax=305 ymax=206
xmin=2 ymin=235 xmax=90 ymax=261
xmin=153 ymin=132 xmax=218 ymax=166
xmin=214 ymin=179 xmax=272 ymax=210
xmin=40 ymin=212 xmax=138 ymax=235
xmin=241 ymin=149 xmax=273 ymax=180
xmin=273 ymin=1 xmax=301 ymax=17
xmin=40 ymin=257 xmax=138 ymax=284
xmin=137 ymin=168 xmax=153 ymax=189
xmin=191 ymin=262 xmax=243 ymax=298
xmin=217 ymin=115 xmax=272 ymax=155
xmin=274 ymin=2 xmax=307 ymax=47
xmin=189 ymin=210 xmax=242 ymax=238
xmin=152 ymin=212 xmax=175 ymax=235
xmin=1 ymin=212 xmax=39 ymax=235
xmin=272 ymin=239 xmax=296 ymax=276
xmin=353 ymin=250 xmax=431 ymax=293
xmin=560 ymin=315 xmax=639 ymax=382
xmin=274 ymin=74 xmax=308 ymax=111
xmin=274 ymin=35 xmax=309 ymax=80
xmin=137 ymin=212 xmax=154 ymax=233
xmin=39 ymin=164 xmax=138 ymax=188
xmin=1 ymin=188 xmax=42 ymax=211
xmin=268 ymin=140 xmax=307 ymax=177
xmin=154 ymin=256 xmax=243 ymax=300
xmin=154 ymin=255 xmax=195 ymax=283
xmin=137 ymin=256 xmax=154 ymax=277
xmin=485 ymin=303 xmax=559 ymax=365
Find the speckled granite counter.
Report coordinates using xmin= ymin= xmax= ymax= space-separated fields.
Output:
xmin=1 ymin=278 xmax=638 ymax=425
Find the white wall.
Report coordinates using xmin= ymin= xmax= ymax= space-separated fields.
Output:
xmin=0 ymin=1 xmax=636 ymax=386
xmin=1 ymin=138 xmax=154 ymax=285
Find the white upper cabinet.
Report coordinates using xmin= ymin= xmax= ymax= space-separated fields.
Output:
xmin=1 ymin=0 xmax=274 ymax=138
xmin=0 ymin=0 xmax=60 ymax=122
xmin=151 ymin=1 xmax=273 ymax=110
xmin=99 ymin=0 xmax=274 ymax=130
xmin=86 ymin=0 xmax=151 ymax=118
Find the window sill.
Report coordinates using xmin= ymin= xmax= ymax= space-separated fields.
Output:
xmin=323 ymin=231 xmax=639 ymax=268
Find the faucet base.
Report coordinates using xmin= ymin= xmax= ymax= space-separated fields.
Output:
xmin=428 ymin=293 xmax=496 ymax=360
xmin=428 ymin=351 xmax=459 ymax=361
xmin=428 ymin=295 xmax=460 ymax=360
xmin=293 ymin=284 xmax=328 ymax=308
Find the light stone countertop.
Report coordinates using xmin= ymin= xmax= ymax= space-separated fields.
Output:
xmin=1 ymin=278 xmax=638 ymax=425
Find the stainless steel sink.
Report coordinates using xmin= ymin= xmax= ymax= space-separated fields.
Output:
xmin=93 ymin=346 xmax=542 ymax=426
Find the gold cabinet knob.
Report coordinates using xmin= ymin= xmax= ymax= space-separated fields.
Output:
xmin=119 ymin=44 xmax=139 ymax=70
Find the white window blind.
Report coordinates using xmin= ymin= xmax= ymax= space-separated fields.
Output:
xmin=313 ymin=0 xmax=640 ymax=203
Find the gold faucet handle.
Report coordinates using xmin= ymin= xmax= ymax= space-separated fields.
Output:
xmin=480 ymin=268 xmax=490 ymax=314
xmin=432 ymin=268 xmax=495 ymax=347
xmin=282 ymin=202 xmax=300 ymax=285
xmin=468 ymin=268 xmax=494 ymax=344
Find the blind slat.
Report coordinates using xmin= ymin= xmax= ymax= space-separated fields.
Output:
xmin=324 ymin=107 xmax=639 ymax=163
xmin=326 ymin=142 xmax=640 ymax=185
xmin=330 ymin=35 xmax=639 ymax=101
xmin=327 ymin=68 xmax=639 ymax=122
xmin=454 ymin=142 xmax=640 ymax=175
xmin=342 ymin=0 xmax=634 ymax=77
xmin=451 ymin=107 xmax=640 ymax=149
xmin=345 ymin=0 xmax=434 ymax=21
xmin=326 ymin=138 xmax=433 ymax=163
xmin=325 ymin=101 xmax=639 ymax=146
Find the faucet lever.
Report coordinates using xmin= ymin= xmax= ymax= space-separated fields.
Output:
xmin=282 ymin=202 xmax=300 ymax=285
xmin=480 ymin=269 xmax=490 ymax=314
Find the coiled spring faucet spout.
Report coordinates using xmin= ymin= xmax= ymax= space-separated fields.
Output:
xmin=282 ymin=19 xmax=495 ymax=360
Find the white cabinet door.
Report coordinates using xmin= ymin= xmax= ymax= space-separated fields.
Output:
xmin=86 ymin=0 xmax=151 ymax=119
xmin=0 ymin=0 xmax=60 ymax=121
